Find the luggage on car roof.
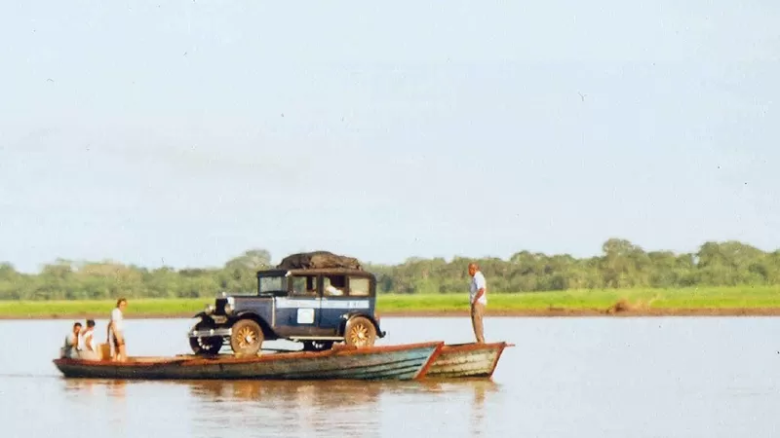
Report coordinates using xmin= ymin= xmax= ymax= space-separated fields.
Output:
xmin=276 ymin=251 xmax=363 ymax=271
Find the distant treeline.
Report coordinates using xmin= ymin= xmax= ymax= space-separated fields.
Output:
xmin=0 ymin=239 xmax=779 ymax=300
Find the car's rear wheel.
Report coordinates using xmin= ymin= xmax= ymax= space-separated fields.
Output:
xmin=344 ymin=316 xmax=377 ymax=348
xmin=230 ymin=319 xmax=264 ymax=356
xmin=189 ymin=320 xmax=223 ymax=355
xmin=303 ymin=340 xmax=334 ymax=352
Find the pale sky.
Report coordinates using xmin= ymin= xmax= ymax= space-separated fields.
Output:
xmin=1 ymin=1 xmax=779 ymax=273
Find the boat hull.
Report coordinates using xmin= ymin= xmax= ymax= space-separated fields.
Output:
xmin=426 ymin=342 xmax=509 ymax=379
xmin=53 ymin=342 xmax=443 ymax=381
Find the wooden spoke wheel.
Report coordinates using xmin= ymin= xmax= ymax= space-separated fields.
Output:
xmin=302 ymin=340 xmax=334 ymax=352
xmin=189 ymin=321 xmax=223 ymax=355
xmin=230 ymin=319 xmax=264 ymax=356
xmin=344 ymin=316 xmax=377 ymax=348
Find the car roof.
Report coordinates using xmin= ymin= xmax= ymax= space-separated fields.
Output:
xmin=256 ymin=268 xmax=374 ymax=277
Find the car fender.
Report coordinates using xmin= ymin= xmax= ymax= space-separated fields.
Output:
xmin=340 ymin=313 xmax=386 ymax=338
xmin=232 ymin=310 xmax=276 ymax=339
xmin=233 ymin=310 xmax=262 ymax=320
xmin=192 ymin=311 xmax=213 ymax=321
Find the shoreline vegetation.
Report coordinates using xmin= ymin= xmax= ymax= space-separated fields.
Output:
xmin=3 ymin=240 xmax=780 ymax=302
xmin=2 ymin=286 xmax=780 ymax=319
xmin=2 ymin=239 xmax=779 ymax=319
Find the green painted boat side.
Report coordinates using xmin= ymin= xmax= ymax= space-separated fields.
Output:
xmin=53 ymin=341 xmax=445 ymax=381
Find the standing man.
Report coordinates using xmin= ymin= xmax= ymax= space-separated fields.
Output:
xmin=468 ymin=263 xmax=487 ymax=343
xmin=107 ymin=298 xmax=128 ymax=362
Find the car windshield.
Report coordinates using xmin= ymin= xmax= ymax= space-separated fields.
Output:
xmin=258 ymin=275 xmax=287 ymax=294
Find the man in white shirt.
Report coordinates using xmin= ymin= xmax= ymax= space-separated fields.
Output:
xmin=468 ymin=263 xmax=487 ymax=343
xmin=107 ymin=298 xmax=128 ymax=362
xmin=78 ymin=319 xmax=100 ymax=361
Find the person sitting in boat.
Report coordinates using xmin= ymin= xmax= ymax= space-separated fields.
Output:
xmin=78 ymin=319 xmax=100 ymax=361
xmin=61 ymin=322 xmax=82 ymax=359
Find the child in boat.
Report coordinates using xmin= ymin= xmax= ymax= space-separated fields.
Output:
xmin=61 ymin=322 xmax=82 ymax=359
xmin=78 ymin=320 xmax=100 ymax=361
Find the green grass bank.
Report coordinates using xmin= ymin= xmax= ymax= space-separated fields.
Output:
xmin=1 ymin=286 xmax=780 ymax=319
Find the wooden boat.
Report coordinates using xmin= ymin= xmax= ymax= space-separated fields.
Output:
xmin=425 ymin=342 xmax=511 ymax=379
xmin=53 ymin=341 xmax=443 ymax=381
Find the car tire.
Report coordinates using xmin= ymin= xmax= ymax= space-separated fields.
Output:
xmin=230 ymin=319 xmax=264 ymax=356
xmin=344 ymin=316 xmax=377 ymax=348
xmin=189 ymin=321 xmax=223 ymax=355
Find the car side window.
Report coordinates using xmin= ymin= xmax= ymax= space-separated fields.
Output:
xmin=291 ymin=275 xmax=318 ymax=296
xmin=323 ymin=275 xmax=346 ymax=296
xmin=259 ymin=276 xmax=287 ymax=295
xmin=348 ymin=277 xmax=370 ymax=296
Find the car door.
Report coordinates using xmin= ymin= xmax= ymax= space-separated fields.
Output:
xmin=273 ymin=274 xmax=323 ymax=337
xmin=318 ymin=273 xmax=369 ymax=334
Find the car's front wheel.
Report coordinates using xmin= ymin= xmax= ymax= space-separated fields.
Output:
xmin=230 ymin=319 xmax=264 ymax=356
xmin=344 ymin=316 xmax=377 ymax=348
xmin=189 ymin=321 xmax=223 ymax=355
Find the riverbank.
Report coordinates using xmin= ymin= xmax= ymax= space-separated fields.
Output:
xmin=2 ymin=286 xmax=779 ymax=319
xmin=4 ymin=308 xmax=780 ymax=319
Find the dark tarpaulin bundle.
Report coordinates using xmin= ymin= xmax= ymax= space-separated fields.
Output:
xmin=276 ymin=251 xmax=363 ymax=271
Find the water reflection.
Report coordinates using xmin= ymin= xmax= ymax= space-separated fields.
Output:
xmin=64 ymin=378 xmax=128 ymax=398
xmin=174 ymin=379 xmax=501 ymax=437
xmin=470 ymin=380 xmax=498 ymax=437
xmin=63 ymin=378 xmax=98 ymax=396
xmin=107 ymin=379 xmax=127 ymax=399
xmin=53 ymin=370 xmax=501 ymax=436
xmin=186 ymin=379 xmax=383 ymax=404
xmin=184 ymin=379 xmax=387 ymax=437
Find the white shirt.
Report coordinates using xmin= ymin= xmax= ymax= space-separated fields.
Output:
xmin=81 ymin=328 xmax=96 ymax=351
xmin=78 ymin=328 xmax=100 ymax=360
xmin=325 ymin=285 xmax=344 ymax=296
xmin=111 ymin=308 xmax=124 ymax=333
xmin=470 ymin=271 xmax=487 ymax=305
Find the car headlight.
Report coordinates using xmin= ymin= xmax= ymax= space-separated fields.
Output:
xmin=204 ymin=304 xmax=215 ymax=315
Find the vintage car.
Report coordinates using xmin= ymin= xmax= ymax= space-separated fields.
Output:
xmin=188 ymin=267 xmax=387 ymax=356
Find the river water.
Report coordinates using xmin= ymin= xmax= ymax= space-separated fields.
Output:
xmin=0 ymin=316 xmax=778 ymax=437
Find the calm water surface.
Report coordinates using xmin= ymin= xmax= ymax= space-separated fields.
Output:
xmin=0 ymin=316 xmax=778 ymax=437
